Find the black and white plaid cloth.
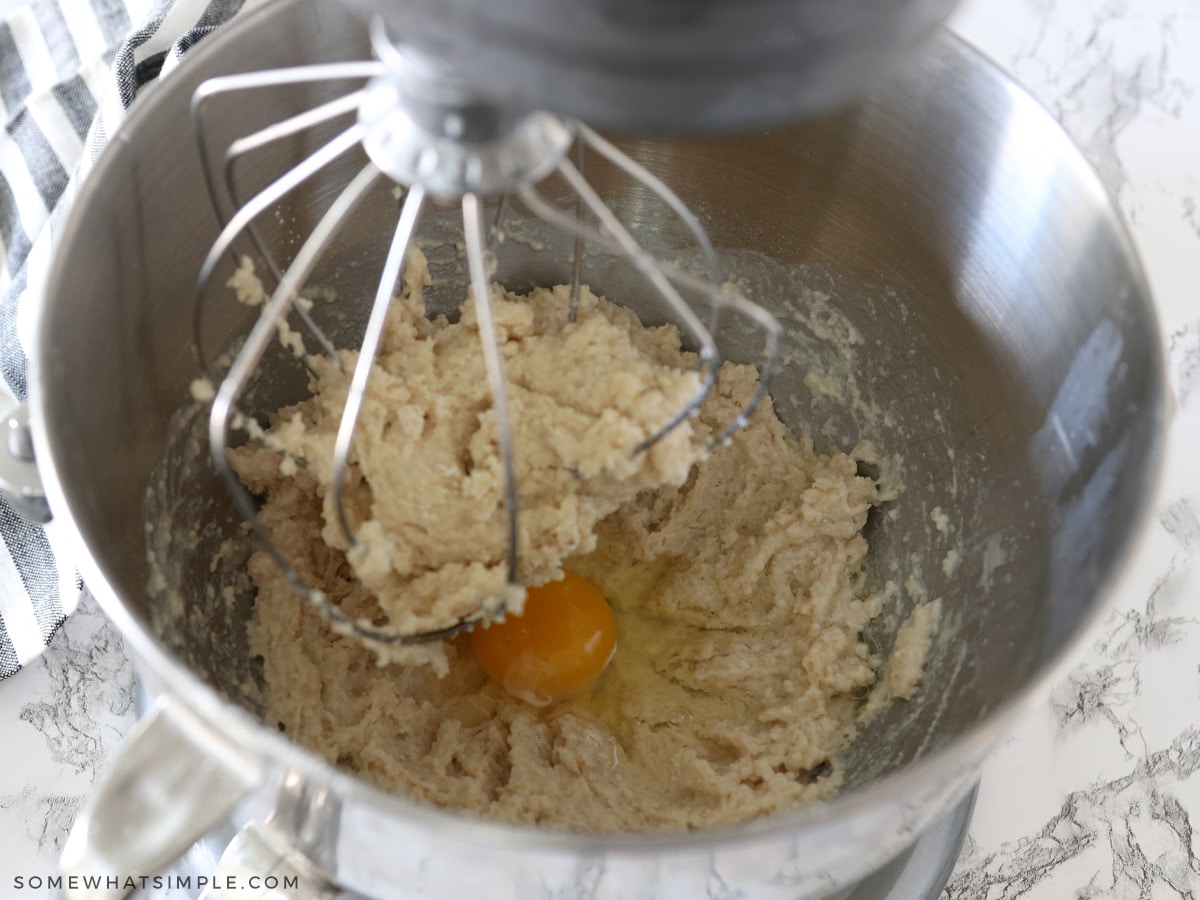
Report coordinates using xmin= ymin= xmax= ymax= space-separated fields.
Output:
xmin=0 ymin=0 xmax=245 ymax=677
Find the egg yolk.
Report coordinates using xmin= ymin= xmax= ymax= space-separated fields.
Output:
xmin=470 ymin=572 xmax=617 ymax=705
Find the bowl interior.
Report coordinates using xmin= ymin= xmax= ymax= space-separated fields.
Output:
xmin=36 ymin=0 xmax=1162 ymax=810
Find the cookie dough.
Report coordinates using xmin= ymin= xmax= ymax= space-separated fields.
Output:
xmin=229 ymin=249 xmax=704 ymax=666
xmin=238 ymin=250 xmax=936 ymax=832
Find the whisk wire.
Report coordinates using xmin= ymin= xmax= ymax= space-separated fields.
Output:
xmin=665 ymin=268 xmax=782 ymax=448
xmin=521 ymin=161 xmax=720 ymax=455
xmin=207 ymin=160 xmax=467 ymax=645
xmin=568 ymin=139 xmax=587 ymax=323
xmin=209 ymin=164 xmax=386 ymax=631
xmin=578 ymin=125 xmax=723 ymax=286
xmin=517 ymin=173 xmax=780 ymax=450
xmin=223 ymin=89 xmax=369 ymax=286
xmin=331 ymin=183 xmax=428 ymax=547
xmin=192 ymin=123 xmax=366 ymax=377
xmin=463 ymin=192 xmax=521 ymax=590
xmin=192 ymin=63 xmax=390 ymax=374
xmin=191 ymin=61 xmax=386 ymax=229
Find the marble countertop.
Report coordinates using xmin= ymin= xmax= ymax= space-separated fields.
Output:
xmin=3 ymin=0 xmax=1199 ymax=897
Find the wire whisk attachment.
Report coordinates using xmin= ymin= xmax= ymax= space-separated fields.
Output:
xmin=189 ymin=21 xmax=780 ymax=645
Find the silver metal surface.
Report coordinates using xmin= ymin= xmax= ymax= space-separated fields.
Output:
xmin=123 ymin=680 xmax=981 ymax=900
xmin=356 ymin=62 xmax=573 ymax=196
xmin=336 ymin=0 xmax=963 ymax=132
xmin=840 ymin=785 xmax=977 ymax=899
xmin=0 ymin=402 xmax=50 ymax=523
xmin=128 ymin=677 xmax=978 ymax=900
xmin=32 ymin=0 xmax=1164 ymax=897
xmin=58 ymin=697 xmax=262 ymax=900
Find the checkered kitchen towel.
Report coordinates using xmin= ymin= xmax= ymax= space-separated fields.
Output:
xmin=0 ymin=0 xmax=245 ymax=677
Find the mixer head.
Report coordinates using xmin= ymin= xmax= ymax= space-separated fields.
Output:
xmin=190 ymin=17 xmax=781 ymax=645
xmin=337 ymin=0 xmax=963 ymax=132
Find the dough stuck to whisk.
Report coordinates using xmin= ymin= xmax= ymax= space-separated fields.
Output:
xmin=241 ymin=248 xmax=938 ymax=831
xmin=230 ymin=248 xmax=705 ymax=665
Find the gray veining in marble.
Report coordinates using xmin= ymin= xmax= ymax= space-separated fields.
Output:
xmin=17 ymin=601 xmax=136 ymax=778
xmin=940 ymin=483 xmax=1200 ymax=895
xmin=1 ymin=592 xmax=138 ymax=885
xmin=1170 ymin=321 xmax=1200 ymax=410
xmin=0 ymin=788 xmax=84 ymax=861
xmin=945 ymin=728 xmax=1200 ymax=897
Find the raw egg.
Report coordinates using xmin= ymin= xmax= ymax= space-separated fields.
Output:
xmin=470 ymin=572 xmax=617 ymax=704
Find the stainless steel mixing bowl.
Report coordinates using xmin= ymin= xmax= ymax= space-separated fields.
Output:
xmin=32 ymin=1 xmax=1164 ymax=898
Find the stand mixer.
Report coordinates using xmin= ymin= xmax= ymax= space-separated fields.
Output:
xmin=28 ymin=0 xmax=1164 ymax=897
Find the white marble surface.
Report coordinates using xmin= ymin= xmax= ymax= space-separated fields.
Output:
xmin=2 ymin=0 xmax=1199 ymax=897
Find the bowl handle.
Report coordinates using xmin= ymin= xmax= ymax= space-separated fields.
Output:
xmin=0 ymin=402 xmax=51 ymax=523
xmin=58 ymin=695 xmax=262 ymax=900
